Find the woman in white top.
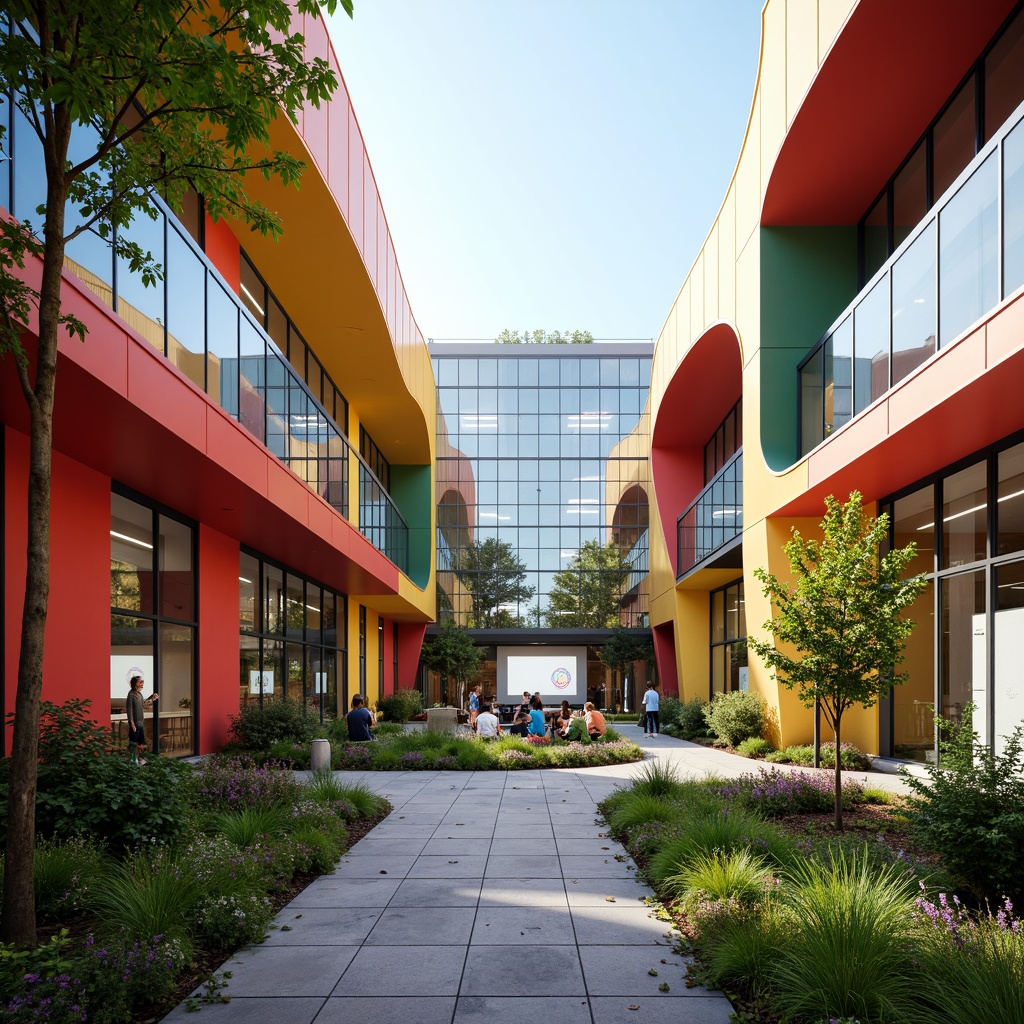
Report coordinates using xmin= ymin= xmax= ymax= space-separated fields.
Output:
xmin=642 ymin=683 xmax=660 ymax=737
xmin=475 ymin=703 xmax=502 ymax=739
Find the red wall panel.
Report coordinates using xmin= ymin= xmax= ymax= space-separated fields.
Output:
xmin=396 ymin=621 xmax=426 ymax=691
xmin=197 ymin=524 xmax=240 ymax=754
xmin=4 ymin=428 xmax=111 ymax=749
xmin=653 ymin=622 xmax=679 ymax=698
xmin=204 ymin=215 xmax=241 ymax=293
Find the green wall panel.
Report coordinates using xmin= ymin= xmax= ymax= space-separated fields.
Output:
xmin=390 ymin=464 xmax=432 ymax=589
xmin=759 ymin=226 xmax=857 ymax=471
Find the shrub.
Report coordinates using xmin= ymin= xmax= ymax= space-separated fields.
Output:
xmin=678 ymin=697 xmax=713 ymax=740
xmin=703 ymin=691 xmax=764 ymax=746
xmin=776 ymin=742 xmax=871 ymax=771
xmin=10 ymin=836 xmax=106 ymax=921
xmin=736 ymin=737 xmax=774 ymax=759
xmin=903 ymin=708 xmax=1024 ymax=902
xmin=208 ymin=804 xmax=293 ymax=847
xmin=659 ymin=696 xmax=683 ymax=729
xmin=607 ymin=793 xmax=681 ymax=835
xmin=190 ymin=754 xmax=301 ymax=811
xmin=267 ymin=739 xmax=310 ymax=768
xmin=773 ymin=848 xmax=921 ymax=1024
xmin=229 ymin=696 xmax=319 ymax=751
xmin=193 ymin=891 xmax=273 ymax=950
xmin=698 ymin=901 xmax=790 ymax=996
xmin=375 ymin=688 xmax=424 ymax=722
xmin=714 ymin=767 xmax=863 ymax=818
xmin=915 ymin=896 xmax=1024 ymax=1024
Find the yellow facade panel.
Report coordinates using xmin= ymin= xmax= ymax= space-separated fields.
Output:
xmin=817 ymin=0 xmax=854 ymax=63
xmin=734 ymin=94 xmax=762 ymax=248
xmin=703 ymin=227 xmax=720 ymax=326
xmin=690 ymin=253 xmax=705 ymax=340
xmin=759 ymin=0 xmax=789 ymax=195
xmin=786 ymin=0 xmax=820 ymax=127
xmin=718 ymin=192 xmax=737 ymax=325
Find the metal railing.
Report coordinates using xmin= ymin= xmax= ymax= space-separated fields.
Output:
xmin=676 ymin=451 xmax=743 ymax=578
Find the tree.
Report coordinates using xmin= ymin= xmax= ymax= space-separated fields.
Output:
xmin=495 ymin=328 xmax=594 ymax=345
xmin=599 ymin=628 xmax=654 ymax=712
xmin=455 ymin=538 xmax=534 ymax=628
xmin=545 ymin=540 xmax=631 ymax=628
xmin=0 ymin=0 xmax=349 ymax=947
xmin=420 ymin=619 xmax=484 ymax=710
xmin=748 ymin=492 xmax=928 ymax=830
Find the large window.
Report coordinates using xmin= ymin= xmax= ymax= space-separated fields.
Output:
xmin=238 ymin=550 xmax=346 ymax=721
xmin=881 ymin=433 xmax=1024 ymax=761
xmin=110 ymin=489 xmax=196 ymax=756
xmin=710 ymin=579 xmax=747 ymax=696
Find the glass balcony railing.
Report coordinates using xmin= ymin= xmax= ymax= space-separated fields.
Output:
xmin=676 ymin=451 xmax=743 ymax=578
xmin=2 ymin=100 xmax=410 ymax=572
xmin=799 ymin=100 xmax=1024 ymax=456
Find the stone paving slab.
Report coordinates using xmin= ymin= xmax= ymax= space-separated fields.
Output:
xmin=163 ymin=735 xmax=907 ymax=1022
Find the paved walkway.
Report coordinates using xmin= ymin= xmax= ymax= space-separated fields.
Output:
xmin=161 ymin=731 xmax=911 ymax=1024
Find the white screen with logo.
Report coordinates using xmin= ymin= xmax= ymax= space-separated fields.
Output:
xmin=497 ymin=646 xmax=586 ymax=702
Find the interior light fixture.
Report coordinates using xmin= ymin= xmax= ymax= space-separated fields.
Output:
xmin=239 ymin=576 xmax=253 ymax=584
xmin=110 ymin=530 xmax=153 ymax=550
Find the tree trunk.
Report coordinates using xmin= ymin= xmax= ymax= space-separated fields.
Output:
xmin=833 ymin=710 xmax=843 ymax=832
xmin=1 ymin=116 xmax=70 ymax=947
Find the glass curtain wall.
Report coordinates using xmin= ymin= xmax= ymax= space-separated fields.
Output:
xmin=238 ymin=550 xmax=345 ymax=722
xmin=710 ymin=579 xmax=747 ymax=696
xmin=881 ymin=434 xmax=1024 ymax=760
xmin=433 ymin=346 xmax=652 ymax=628
xmin=110 ymin=489 xmax=196 ymax=756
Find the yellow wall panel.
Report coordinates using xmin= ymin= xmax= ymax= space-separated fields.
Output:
xmin=786 ymin=0 xmax=820 ymax=126
xmin=734 ymin=94 xmax=761 ymax=251
xmin=817 ymin=0 xmax=854 ymax=62
xmin=676 ymin=589 xmax=710 ymax=700
xmin=734 ymin=234 xmax=760 ymax=368
xmin=718 ymin=191 xmax=737 ymax=325
xmin=759 ymin=0 xmax=789 ymax=195
xmin=690 ymin=254 xmax=705 ymax=342
xmin=704 ymin=227 xmax=720 ymax=325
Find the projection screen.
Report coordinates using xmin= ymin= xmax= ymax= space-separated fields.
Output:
xmin=496 ymin=646 xmax=588 ymax=703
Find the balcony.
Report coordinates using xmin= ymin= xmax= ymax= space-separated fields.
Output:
xmin=4 ymin=111 xmax=411 ymax=573
xmin=676 ymin=451 xmax=743 ymax=579
xmin=623 ymin=528 xmax=649 ymax=595
xmin=799 ymin=100 xmax=1024 ymax=456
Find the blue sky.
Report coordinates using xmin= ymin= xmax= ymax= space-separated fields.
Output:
xmin=327 ymin=1 xmax=763 ymax=342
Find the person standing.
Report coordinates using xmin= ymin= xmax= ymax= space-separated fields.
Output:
xmin=468 ymin=684 xmax=482 ymax=728
xmin=346 ymin=693 xmax=376 ymax=741
xmin=642 ymin=682 xmax=660 ymax=737
xmin=126 ymin=674 xmax=158 ymax=765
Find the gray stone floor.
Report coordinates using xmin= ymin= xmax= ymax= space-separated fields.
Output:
xmin=160 ymin=729 xmax=911 ymax=1024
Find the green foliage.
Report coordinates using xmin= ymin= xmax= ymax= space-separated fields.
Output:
xmin=31 ymin=836 xmax=105 ymax=921
xmin=193 ymin=891 xmax=273 ymax=950
xmin=768 ymin=742 xmax=870 ymax=770
xmin=0 ymin=701 xmax=191 ymax=849
xmin=773 ymin=848 xmax=921 ymax=1024
xmin=606 ymin=794 xmax=681 ymax=835
xmin=698 ymin=903 xmax=790 ymax=996
xmin=749 ymin=491 xmax=928 ymax=828
xmin=420 ymin=619 xmax=485 ymax=707
xmin=599 ymin=629 xmax=655 ymax=676
xmin=645 ymin=808 xmax=795 ymax=887
xmin=545 ymin=540 xmax=631 ymax=628
xmin=453 ymin=538 xmax=534 ymax=628
xmin=702 ymin=690 xmax=765 ymax=747
xmin=88 ymin=855 xmax=204 ymax=957
xmin=903 ymin=706 xmax=1024 ymax=902
xmin=916 ymin=906 xmax=1024 ymax=1024
xmin=229 ymin=696 xmax=319 ymax=751
xmin=208 ymin=804 xmax=293 ymax=848
xmin=495 ymin=328 xmax=594 ymax=345
xmin=664 ymin=849 xmax=773 ymax=908
xmin=735 ymin=736 xmax=774 ymax=758
xmin=375 ymin=688 xmax=424 ymax=722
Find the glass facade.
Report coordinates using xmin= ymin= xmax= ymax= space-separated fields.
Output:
xmin=238 ymin=550 xmax=345 ymax=721
xmin=110 ymin=489 xmax=196 ymax=756
xmin=800 ymin=104 xmax=1024 ymax=456
xmin=710 ymin=579 xmax=747 ymax=696
xmin=432 ymin=344 xmax=652 ymax=628
xmin=0 ymin=76 xmax=408 ymax=571
xmin=881 ymin=434 xmax=1024 ymax=760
